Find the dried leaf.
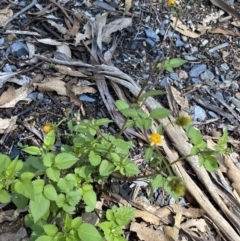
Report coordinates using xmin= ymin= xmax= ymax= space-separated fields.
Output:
xmin=0 ymin=8 xmax=13 ymax=27
xmin=64 ymin=11 xmax=81 ymax=39
xmin=102 ymin=18 xmax=132 ymax=43
xmin=47 ymin=20 xmax=68 ymax=34
xmin=37 ymin=38 xmax=62 ymax=45
xmin=0 ymin=117 xmax=17 ymax=134
xmin=209 ymin=28 xmax=240 ymax=36
xmin=170 ymin=86 xmax=189 ymax=110
xmin=75 ymin=22 xmax=92 ymax=46
xmin=56 ymin=45 xmax=72 ymax=58
xmin=0 ymin=72 xmax=18 ymax=88
xmin=170 ymin=17 xmax=200 ymax=38
xmin=53 ymin=65 xmax=88 ymax=77
xmin=130 ymin=222 xmax=174 ymax=241
xmin=0 ymin=85 xmax=33 ymax=108
xmin=33 ymin=78 xmax=96 ymax=96
xmin=134 ymin=210 xmax=160 ymax=225
xmin=125 ymin=0 xmax=132 ymax=12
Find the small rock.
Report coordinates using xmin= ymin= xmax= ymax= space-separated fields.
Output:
xmin=205 ymin=79 xmax=215 ymax=86
xmin=190 ymin=46 xmax=198 ymax=53
xmin=226 ymin=71 xmax=235 ymax=79
xmin=19 ymin=0 xmax=27 ymax=7
xmin=158 ymin=29 xmax=166 ymax=36
xmin=211 ymin=52 xmax=221 ymax=59
xmin=215 ymin=91 xmax=224 ymax=101
xmin=231 ymin=97 xmax=240 ymax=108
xmin=183 ymin=55 xmax=198 ymax=61
xmin=0 ymin=37 xmax=5 ymax=47
xmin=220 ymin=75 xmax=225 ymax=81
xmin=130 ymin=40 xmax=139 ymax=50
xmin=189 ymin=64 xmax=207 ymax=77
xmin=200 ymin=39 xmax=209 ymax=47
xmin=145 ymin=38 xmax=155 ymax=47
xmin=157 ymin=50 xmax=165 ymax=61
xmin=145 ymin=28 xmax=159 ymax=42
xmin=235 ymin=92 xmax=240 ymax=99
xmin=191 ymin=105 xmax=207 ymax=121
xmin=167 ymin=31 xmax=179 ymax=39
xmin=178 ymin=70 xmax=188 ymax=79
xmin=181 ymin=36 xmax=188 ymax=42
xmin=8 ymin=41 xmax=29 ymax=58
xmin=3 ymin=64 xmax=17 ymax=72
xmin=220 ymin=63 xmax=229 ymax=72
xmin=208 ymin=111 xmax=218 ymax=118
xmin=231 ymin=81 xmax=239 ymax=90
xmin=79 ymin=94 xmax=96 ymax=102
xmin=170 ymin=73 xmax=182 ymax=82
xmin=215 ymin=66 xmax=220 ymax=75
xmin=175 ymin=39 xmax=185 ymax=47
xmin=191 ymin=78 xmax=202 ymax=84
xmin=200 ymin=69 xmax=215 ymax=81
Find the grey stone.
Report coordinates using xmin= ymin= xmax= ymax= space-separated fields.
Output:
xmin=8 ymin=41 xmax=29 ymax=58
xmin=232 ymin=97 xmax=240 ymax=108
xmin=205 ymin=79 xmax=215 ymax=86
xmin=220 ymin=63 xmax=229 ymax=72
xmin=191 ymin=78 xmax=202 ymax=84
xmin=146 ymin=38 xmax=155 ymax=47
xmin=167 ymin=31 xmax=179 ymax=39
xmin=226 ymin=71 xmax=235 ymax=79
xmin=215 ymin=91 xmax=224 ymax=101
xmin=211 ymin=52 xmax=221 ymax=59
xmin=145 ymin=28 xmax=159 ymax=42
xmin=191 ymin=105 xmax=207 ymax=121
xmin=209 ymin=42 xmax=229 ymax=53
xmin=231 ymin=81 xmax=239 ymax=90
xmin=130 ymin=40 xmax=139 ymax=50
xmin=19 ymin=0 xmax=27 ymax=7
xmin=183 ymin=55 xmax=198 ymax=61
xmin=215 ymin=67 xmax=220 ymax=75
xmin=158 ymin=29 xmax=165 ymax=36
xmin=200 ymin=39 xmax=209 ymax=47
xmin=0 ymin=38 xmax=5 ymax=47
xmin=208 ymin=111 xmax=218 ymax=118
xmin=200 ymin=69 xmax=215 ymax=81
xmin=79 ymin=94 xmax=96 ymax=102
xmin=190 ymin=46 xmax=198 ymax=53
xmin=189 ymin=64 xmax=207 ymax=77
xmin=3 ymin=65 xmax=17 ymax=72
xmin=170 ymin=73 xmax=182 ymax=82
xmin=175 ymin=39 xmax=185 ymax=47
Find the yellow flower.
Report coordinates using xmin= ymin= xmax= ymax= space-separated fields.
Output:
xmin=148 ymin=132 xmax=164 ymax=146
xmin=175 ymin=112 xmax=192 ymax=126
xmin=167 ymin=0 xmax=176 ymax=5
xmin=43 ymin=124 xmax=54 ymax=133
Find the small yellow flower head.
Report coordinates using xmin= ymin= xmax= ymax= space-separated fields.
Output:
xmin=43 ymin=124 xmax=54 ymax=133
xmin=167 ymin=0 xmax=176 ymax=6
xmin=175 ymin=112 xmax=192 ymax=126
xmin=148 ymin=132 xmax=164 ymax=146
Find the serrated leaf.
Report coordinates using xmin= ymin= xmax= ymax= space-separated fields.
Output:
xmin=46 ymin=167 xmax=60 ymax=181
xmin=114 ymin=207 xmax=135 ymax=226
xmin=95 ymin=118 xmax=112 ymax=126
xmin=43 ymin=224 xmax=58 ymax=236
xmin=21 ymin=172 xmax=35 ymax=180
xmin=115 ymin=100 xmax=129 ymax=110
xmin=120 ymin=108 xmax=139 ymax=118
xmin=123 ymin=162 xmax=140 ymax=177
xmin=43 ymin=184 xmax=58 ymax=201
xmin=14 ymin=179 xmax=34 ymax=199
xmin=78 ymin=223 xmax=103 ymax=241
xmin=43 ymin=153 xmax=55 ymax=167
xmin=35 ymin=236 xmax=53 ymax=241
xmin=150 ymin=174 xmax=164 ymax=190
xmin=99 ymin=160 xmax=115 ymax=177
xmin=139 ymin=90 xmax=166 ymax=101
xmin=71 ymin=217 xmax=82 ymax=230
xmin=185 ymin=126 xmax=203 ymax=146
xmin=22 ymin=146 xmax=42 ymax=155
xmin=43 ymin=130 xmax=56 ymax=149
xmin=83 ymin=190 xmax=96 ymax=211
xmin=150 ymin=108 xmax=171 ymax=119
xmin=0 ymin=190 xmax=10 ymax=203
xmin=29 ymin=193 xmax=50 ymax=223
xmin=89 ymin=151 xmax=101 ymax=166
xmin=32 ymin=179 xmax=45 ymax=194
xmin=66 ymin=191 xmax=81 ymax=206
xmin=54 ymin=153 xmax=79 ymax=169
xmin=0 ymin=154 xmax=11 ymax=173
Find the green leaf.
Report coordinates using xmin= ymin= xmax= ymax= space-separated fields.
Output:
xmin=63 ymin=214 xmax=72 ymax=232
xmin=139 ymin=90 xmax=166 ymax=101
xmin=115 ymin=100 xmax=129 ymax=110
xmin=43 ymin=130 xmax=56 ymax=149
xmin=185 ymin=126 xmax=203 ymax=146
xmin=83 ymin=190 xmax=96 ymax=211
xmin=57 ymin=174 xmax=76 ymax=193
xmin=46 ymin=167 xmax=60 ymax=181
xmin=21 ymin=172 xmax=35 ymax=180
xmin=145 ymin=147 xmax=153 ymax=160
xmin=95 ymin=118 xmax=112 ymax=126
xmin=163 ymin=58 xmax=187 ymax=72
xmin=0 ymin=154 xmax=11 ymax=173
xmin=98 ymin=221 xmax=112 ymax=233
xmin=22 ymin=146 xmax=42 ymax=155
xmin=0 ymin=190 xmax=10 ymax=203
xmin=78 ymin=223 xmax=103 ymax=241
xmin=120 ymin=108 xmax=139 ymax=118
xmin=32 ymin=179 xmax=45 ymax=195
xmin=99 ymin=160 xmax=115 ymax=177
xmin=124 ymin=162 xmax=140 ymax=177
xmin=114 ymin=207 xmax=135 ymax=226
xmin=89 ymin=151 xmax=101 ymax=166
xmin=43 ymin=184 xmax=58 ymax=201
xmin=43 ymin=153 xmax=55 ymax=167
xmin=199 ymin=155 xmax=218 ymax=172
xmin=29 ymin=193 xmax=50 ymax=223
xmin=14 ymin=179 xmax=34 ymax=199
xmin=35 ymin=236 xmax=53 ymax=241
xmin=43 ymin=224 xmax=58 ymax=236
xmin=150 ymin=174 xmax=164 ymax=190
xmin=6 ymin=158 xmax=23 ymax=179
xmin=54 ymin=153 xmax=79 ymax=169
xmin=12 ymin=193 xmax=28 ymax=209
xmin=150 ymin=108 xmax=171 ymax=119
xmin=66 ymin=191 xmax=81 ymax=206
xmin=71 ymin=217 xmax=82 ymax=230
